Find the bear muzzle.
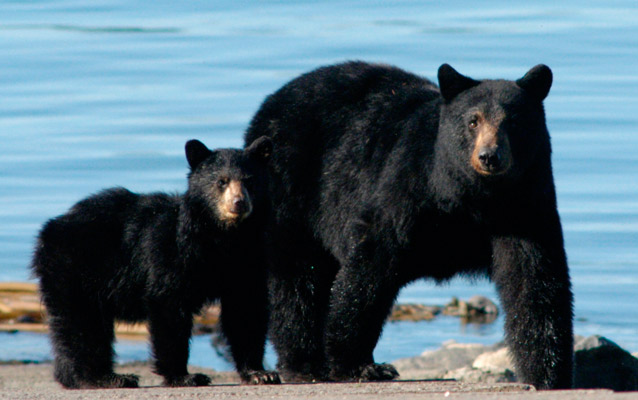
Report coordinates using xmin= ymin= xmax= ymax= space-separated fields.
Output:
xmin=478 ymin=147 xmax=504 ymax=172
xmin=472 ymin=145 xmax=512 ymax=176
xmin=217 ymin=181 xmax=253 ymax=222
xmin=470 ymin=122 xmax=513 ymax=176
xmin=229 ymin=197 xmax=249 ymax=215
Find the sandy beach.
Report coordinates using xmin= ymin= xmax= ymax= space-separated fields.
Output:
xmin=1 ymin=362 xmax=637 ymax=400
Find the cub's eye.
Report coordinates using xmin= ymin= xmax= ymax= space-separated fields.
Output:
xmin=468 ymin=117 xmax=479 ymax=130
xmin=217 ymin=178 xmax=228 ymax=188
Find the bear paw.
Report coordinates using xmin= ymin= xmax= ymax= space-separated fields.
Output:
xmin=241 ymin=370 xmax=282 ymax=385
xmin=330 ymin=363 xmax=399 ymax=382
xmin=359 ymin=363 xmax=399 ymax=381
xmin=95 ymin=373 xmax=140 ymax=388
xmin=164 ymin=373 xmax=211 ymax=387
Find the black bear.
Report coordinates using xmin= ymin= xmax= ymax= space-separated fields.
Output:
xmin=31 ymin=137 xmax=280 ymax=389
xmin=244 ymin=61 xmax=573 ymax=389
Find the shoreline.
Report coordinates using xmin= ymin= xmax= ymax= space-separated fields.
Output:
xmin=0 ymin=281 xmax=498 ymax=340
xmin=3 ymin=282 xmax=638 ymax=392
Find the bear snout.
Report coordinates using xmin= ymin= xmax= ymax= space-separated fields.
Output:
xmin=472 ymin=145 xmax=512 ymax=176
xmin=230 ymin=197 xmax=248 ymax=215
xmin=217 ymin=181 xmax=253 ymax=223
xmin=478 ymin=147 xmax=502 ymax=171
xmin=470 ymin=122 xmax=512 ymax=176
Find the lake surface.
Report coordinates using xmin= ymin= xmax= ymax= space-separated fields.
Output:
xmin=1 ymin=1 xmax=637 ymax=370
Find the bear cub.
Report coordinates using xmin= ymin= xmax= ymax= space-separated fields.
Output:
xmin=31 ymin=137 xmax=280 ymax=389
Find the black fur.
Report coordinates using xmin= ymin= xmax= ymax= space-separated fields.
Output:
xmin=244 ymin=61 xmax=573 ymax=389
xmin=31 ymin=137 xmax=280 ymax=389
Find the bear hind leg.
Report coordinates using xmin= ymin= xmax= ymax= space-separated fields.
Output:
xmin=48 ymin=312 xmax=138 ymax=389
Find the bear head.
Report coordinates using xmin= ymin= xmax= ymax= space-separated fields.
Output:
xmin=184 ymin=136 xmax=272 ymax=228
xmin=437 ymin=64 xmax=553 ymax=181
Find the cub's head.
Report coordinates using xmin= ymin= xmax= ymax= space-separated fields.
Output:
xmin=185 ymin=136 xmax=272 ymax=228
xmin=437 ymin=64 xmax=553 ymax=180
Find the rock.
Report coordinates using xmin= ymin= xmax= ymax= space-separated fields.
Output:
xmin=462 ymin=347 xmax=517 ymax=384
xmin=574 ymin=335 xmax=638 ymax=391
xmin=389 ymin=298 xmax=498 ymax=323
xmin=442 ymin=296 xmax=499 ymax=324
xmin=472 ymin=347 xmax=513 ymax=374
xmin=443 ymin=366 xmax=517 ymax=384
xmin=389 ymin=304 xmax=440 ymax=322
xmin=466 ymin=296 xmax=499 ymax=315
xmin=395 ymin=335 xmax=638 ymax=391
xmin=393 ymin=340 xmax=498 ymax=380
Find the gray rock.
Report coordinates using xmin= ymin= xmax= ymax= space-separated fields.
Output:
xmin=443 ymin=366 xmax=517 ymax=384
xmin=472 ymin=347 xmax=513 ymax=374
xmin=393 ymin=340 xmax=500 ymax=380
xmin=574 ymin=335 xmax=638 ymax=391
xmin=394 ymin=335 xmax=638 ymax=391
xmin=443 ymin=347 xmax=517 ymax=384
xmin=442 ymin=297 xmax=499 ymax=324
xmin=466 ymin=296 xmax=499 ymax=315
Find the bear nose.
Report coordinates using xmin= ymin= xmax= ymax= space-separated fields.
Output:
xmin=478 ymin=148 xmax=502 ymax=171
xmin=230 ymin=197 xmax=247 ymax=214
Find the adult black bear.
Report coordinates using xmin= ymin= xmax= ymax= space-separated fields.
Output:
xmin=31 ymin=137 xmax=280 ymax=389
xmin=244 ymin=62 xmax=573 ymax=389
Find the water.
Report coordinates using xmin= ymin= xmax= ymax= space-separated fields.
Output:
xmin=1 ymin=1 xmax=637 ymax=370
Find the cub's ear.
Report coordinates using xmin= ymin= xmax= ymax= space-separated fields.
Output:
xmin=516 ymin=64 xmax=553 ymax=101
xmin=185 ymin=139 xmax=212 ymax=170
xmin=245 ymin=135 xmax=273 ymax=162
xmin=438 ymin=64 xmax=480 ymax=102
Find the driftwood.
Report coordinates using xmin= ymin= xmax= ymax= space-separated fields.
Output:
xmin=1 ymin=282 xmax=497 ymax=339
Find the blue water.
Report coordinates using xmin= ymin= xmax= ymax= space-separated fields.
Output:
xmin=1 ymin=1 xmax=637 ymax=371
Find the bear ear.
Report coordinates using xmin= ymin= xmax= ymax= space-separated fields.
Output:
xmin=516 ymin=64 xmax=553 ymax=101
xmin=245 ymin=135 xmax=273 ymax=162
xmin=438 ymin=64 xmax=480 ymax=102
xmin=185 ymin=139 xmax=212 ymax=170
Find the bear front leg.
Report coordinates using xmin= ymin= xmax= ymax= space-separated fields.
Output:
xmin=220 ymin=272 xmax=280 ymax=385
xmin=491 ymin=230 xmax=573 ymax=390
xmin=324 ymin=244 xmax=401 ymax=382
xmin=147 ymin=306 xmax=211 ymax=387
xmin=264 ymin=230 xmax=339 ymax=382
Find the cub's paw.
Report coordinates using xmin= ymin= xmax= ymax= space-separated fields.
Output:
xmin=164 ymin=373 xmax=211 ymax=387
xmin=359 ymin=363 xmax=399 ymax=381
xmin=91 ymin=373 xmax=139 ymax=388
xmin=241 ymin=370 xmax=282 ymax=385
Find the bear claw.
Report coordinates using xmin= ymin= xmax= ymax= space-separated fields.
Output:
xmin=359 ymin=363 xmax=399 ymax=381
xmin=242 ymin=370 xmax=282 ymax=385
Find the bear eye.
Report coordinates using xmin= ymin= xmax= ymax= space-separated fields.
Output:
xmin=468 ymin=116 xmax=479 ymax=130
xmin=217 ymin=178 xmax=228 ymax=188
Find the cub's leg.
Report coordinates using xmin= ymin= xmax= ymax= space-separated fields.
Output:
xmin=147 ymin=305 xmax=211 ymax=387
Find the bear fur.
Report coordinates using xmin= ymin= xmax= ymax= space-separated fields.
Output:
xmin=31 ymin=137 xmax=280 ymax=389
xmin=244 ymin=61 xmax=573 ymax=389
